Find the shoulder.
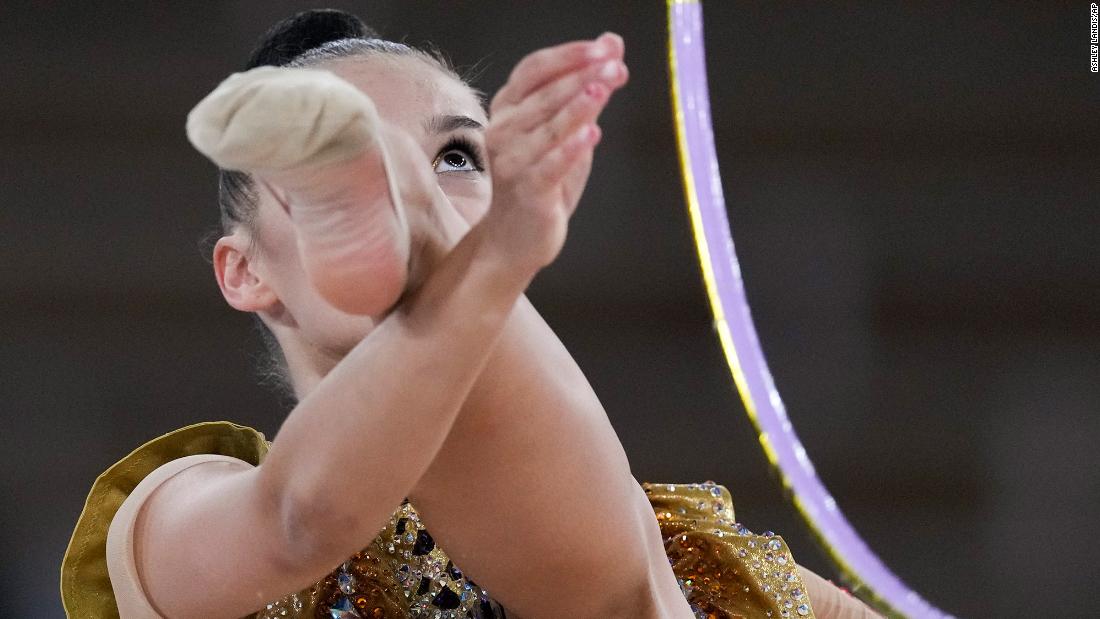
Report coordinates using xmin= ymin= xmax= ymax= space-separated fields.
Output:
xmin=60 ymin=421 xmax=271 ymax=618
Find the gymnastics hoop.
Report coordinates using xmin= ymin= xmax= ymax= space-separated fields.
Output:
xmin=666 ymin=2 xmax=951 ymax=617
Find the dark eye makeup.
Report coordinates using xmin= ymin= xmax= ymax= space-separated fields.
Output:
xmin=433 ymin=135 xmax=486 ymax=173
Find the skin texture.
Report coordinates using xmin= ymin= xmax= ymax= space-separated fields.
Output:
xmin=136 ymin=34 xmax=878 ymax=619
xmin=136 ymin=35 xmax=693 ymax=619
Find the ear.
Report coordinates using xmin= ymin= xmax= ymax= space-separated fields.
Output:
xmin=213 ymin=233 xmax=278 ymax=313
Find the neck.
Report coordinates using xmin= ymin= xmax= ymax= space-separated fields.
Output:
xmin=278 ymin=329 xmax=344 ymax=401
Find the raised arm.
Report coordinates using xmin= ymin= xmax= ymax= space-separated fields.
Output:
xmin=130 ymin=62 xmax=599 ymax=616
xmin=410 ymin=38 xmax=885 ymax=619
xmin=400 ymin=37 xmax=695 ymax=618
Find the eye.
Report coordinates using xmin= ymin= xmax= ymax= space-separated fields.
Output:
xmin=432 ymin=136 xmax=485 ymax=174
xmin=434 ymin=148 xmax=476 ymax=173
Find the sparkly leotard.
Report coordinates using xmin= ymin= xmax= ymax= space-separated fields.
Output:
xmin=61 ymin=422 xmax=816 ymax=618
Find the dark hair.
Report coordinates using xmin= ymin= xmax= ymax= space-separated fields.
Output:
xmin=213 ymin=9 xmax=469 ymax=402
xmin=217 ymin=9 xmax=465 ymax=235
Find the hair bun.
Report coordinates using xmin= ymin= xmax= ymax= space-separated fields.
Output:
xmin=246 ymin=9 xmax=378 ymax=69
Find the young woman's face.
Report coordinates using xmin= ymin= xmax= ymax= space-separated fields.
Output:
xmin=247 ymin=54 xmax=492 ymax=358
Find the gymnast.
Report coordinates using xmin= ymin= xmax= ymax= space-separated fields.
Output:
xmin=61 ymin=9 xmax=879 ymax=619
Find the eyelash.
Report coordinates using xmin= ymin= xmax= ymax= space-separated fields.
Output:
xmin=434 ymin=136 xmax=486 ymax=172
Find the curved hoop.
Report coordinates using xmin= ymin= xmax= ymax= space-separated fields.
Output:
xmin=666 ymin=2 xmax=951 ymax=617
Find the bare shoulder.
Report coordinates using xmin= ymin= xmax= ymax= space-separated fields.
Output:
xmin=132 ymin=456 xmax=258 ymax=548
xmin=127 ymin=456 xmax=304 ymax=618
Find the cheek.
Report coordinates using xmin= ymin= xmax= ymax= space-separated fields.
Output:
xmin=264 ymin=245 xmax=378 ymax=353
xmin=253 ymin=199 xmax=377 ymax=351
xmin=438 ymin=176 xmax=491 ymax=226
xmin=254 ymin=202 xmax=308 ymax=298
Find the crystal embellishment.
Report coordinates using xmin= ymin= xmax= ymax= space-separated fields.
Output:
xmin=337 ymin=571 xmax=356 ymax=595
xmin=329 ymin=596 xmax=363 ymax=619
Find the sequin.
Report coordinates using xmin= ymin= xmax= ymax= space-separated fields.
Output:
xmin=642 ymin=482 xmax=816 ymax=618
xmin=330 ymin=597 xmax=363 ymax=619
xmin=431 ymin=587 xmax=461 ymax=610
xmin=413 ymin=531 xmax=435 ymax=556
xmin=338 ymin=571 xmax=356 ymax=595
xmin=247 ymin=483 xmax=815 ymax=619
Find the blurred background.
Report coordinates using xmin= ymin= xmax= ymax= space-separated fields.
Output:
xmin=2 ymin=1 xmax=1097 ymax=616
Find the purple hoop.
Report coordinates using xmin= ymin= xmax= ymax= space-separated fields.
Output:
xmin=666 ymin=2 xmax=951 ymax=616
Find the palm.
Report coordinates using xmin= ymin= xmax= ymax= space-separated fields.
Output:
xmin=473 ymin=37 xmax=625 ymax=278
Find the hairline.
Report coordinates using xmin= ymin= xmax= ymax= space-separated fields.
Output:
xmin=287 ymin=38 xmax=487 ymax=106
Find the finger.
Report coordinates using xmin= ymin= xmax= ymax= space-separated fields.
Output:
xmin=512 ymin=80 xmax=612 ymax=169
xmin=493 ymin=58 xmax=628 ymax=134
xmin=531 ymin=123 xmax=602 ymax=191
xmin=491 ymin=33 xmax=623 ymax=113
xmin=561 ymin=148 xmax=594 ymax=217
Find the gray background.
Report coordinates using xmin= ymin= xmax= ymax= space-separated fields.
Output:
xmin=2 ymin=2 xmax=1097 ymax=617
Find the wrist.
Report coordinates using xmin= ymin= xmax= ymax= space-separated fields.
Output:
xmin=395 ymin=222 xmax=532 ymax=333
xmin=463 ymin=222 xmax=541 ymax=295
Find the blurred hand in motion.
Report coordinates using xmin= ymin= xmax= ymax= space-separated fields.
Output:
xmin=474 ymin=32 xmax=629 ymax=278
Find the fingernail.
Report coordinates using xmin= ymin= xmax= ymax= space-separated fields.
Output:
xmin=589 ymin=32 xmax=618 ymax=58
xmin=598 ymin=32 xmax=622 ymax=53
xmin=574 ymin=124 xmax=599 ymax=145
xmin=584 ymin=82 xmax=608 ymax=99
xmin=598 ymin=60 xmax=619 ymax=81
xmin=588 ymin=124 xmax=602 ymax=144
xmin=588 ymin=33 xmax=613 ymax=59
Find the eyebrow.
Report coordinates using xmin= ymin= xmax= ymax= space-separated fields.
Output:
xmin=424 ymin=114 xmax=485 ymax=135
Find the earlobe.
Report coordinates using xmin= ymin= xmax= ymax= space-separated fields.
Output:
xmin=213 ymin=235 xmax=278 ymax=313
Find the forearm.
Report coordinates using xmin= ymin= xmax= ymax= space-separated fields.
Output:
xmin=258 ymin=223 xmax=530 ymax=570
xmin=407 ymin=296 xmax=687 ymax=617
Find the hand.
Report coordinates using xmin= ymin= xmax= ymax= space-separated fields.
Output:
xmin=474 ymin=33 xmax=629 ymax=277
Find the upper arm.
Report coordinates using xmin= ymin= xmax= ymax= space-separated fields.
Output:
xmin=120 ymin=457 xmax=310 ymax=618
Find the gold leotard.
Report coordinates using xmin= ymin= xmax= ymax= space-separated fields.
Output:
xmin=61 ymin=421 xmax=816 ymax=618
